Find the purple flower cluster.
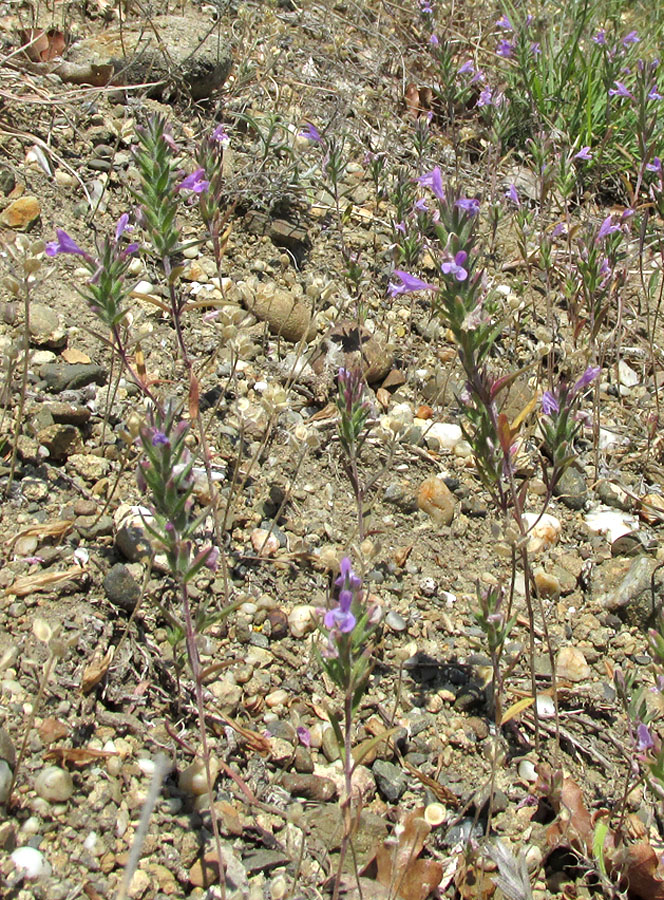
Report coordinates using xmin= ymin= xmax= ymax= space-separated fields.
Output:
xmin=541 ymin=366 xmax=600 ymax=416
xmin=322 ymin=557 xmax=362 ymax=657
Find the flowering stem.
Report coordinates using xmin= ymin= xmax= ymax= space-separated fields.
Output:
xmin=332 ymin=689 xmax=355 ymax=900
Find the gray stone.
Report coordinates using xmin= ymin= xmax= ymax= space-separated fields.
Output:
xmin=601 ymin=555 xmax=662 ymax=627
xmin=321 ymin=727 xmax=341 ymax=762
xmin=42 ymin=402 xmax=91 ymax=426
xmin=281 ymin=773 xmax=336 ymax=802
xmin=103 ymin=564 xmax=140 ymax=613
xmin=385 ymin=610 xmax=407 ymax=632
xmin=76 ymin=515 xmax=113 ymax=540
xmin=0 ymin=759 xmax=12 ymax=804
xmin=40 ymin=363 xmax=106 ymax=393
xmin=70 ymin=13 xmax=232 ymax=101
xmin=372 ymin=759 xmax=408 ymax=802
xmin=553 ymin=466 xmax=587 ymax=510
xmin=0 ymin=726 xmax=16 ymax=768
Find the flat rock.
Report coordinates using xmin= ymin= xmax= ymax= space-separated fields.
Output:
xmin=41 ymin=402 xmax=91 ymax=426
xmin=37 ymin=424 xmax=82 ymax=461
xmin=0 ymin=196 xmax=40 ymax=230
xmin=600 ymin=555 xmax=662 ymax=627
xmin=69 ymin=13 xmax=232 ymax=100
xmin=556 ymin=646 xmax=591 ymax=683
xmin=67 ymin=453 xmax=111 ymax=482
xmin=29 ymin=304 xmax=66 ymax=348
xmin=553 ymin=466 xmax=587 ymax=510
xmin=40 ymin=362 xmax=106 ymax=392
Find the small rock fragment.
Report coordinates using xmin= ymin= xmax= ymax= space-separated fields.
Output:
xmin=37 ymin=424 xmax=82 ymax=461
xmin=0 ymin=196 xmax=40 ymax=230
xmin=556 ymin=647 xmax=591 ymax=683
xmin=372 ymin=759 xmax=408 ymax=801
xmin=250 ymin=528 xmax=280 ymax=557
xmin=281 ymin=773 xmax=336 ymax=802
xmin=29 ymin=304 xmax=66 ymax=349
xmin=178 ymin=757 xmax=219 ymax=796
xmin=424 ymin=422 xmax=463 ymax=452
xmin=0 ymin=759 xmax=12 ymax=804
xmin=417 ymin=476 xmax=455 ymax=525
xmin=553 ymin=466 xmax=587 ymax=510
xmin=288 ymin=604 xmax=317 ymax=638
xmin=522 ymin=512 xmax=561 ymax=553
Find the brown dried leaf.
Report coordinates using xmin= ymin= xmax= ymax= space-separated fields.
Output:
xmin=20 ymin=28 xmax=66 ymax=62
xmin=399 ymin=754 xmax=459 ymax=807
xmin=6 ymin=519 xmax=74 ymax=552
xmin=375 ymin=808 xmax=443 ymax=900
xmin=536 ymin=764 xmax=594 ymax=852
xmin=81 ymin=647 xmax=114 ymax=694
xmin=617 ymin=841 xmax=664 ymax=899
xmin=404 ymin=83 xmax=421 ymax=118
xmin=394 ymin=545 xmax=413 ymax=568
xmin=45 ymin=747 xmax=116 ymax=767
xmin=38 ymin=717 xmax=69 ymax=743
xmin=6 ymin=565 xmax=85 ymax=596
xmin=61 ymin=348 xmax=91 ymax=364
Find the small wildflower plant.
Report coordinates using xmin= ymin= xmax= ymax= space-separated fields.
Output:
xmin=335 ymin=367 xmax=374 ymax=541
xmin=316 ymin=557 xmax=379 ymax=900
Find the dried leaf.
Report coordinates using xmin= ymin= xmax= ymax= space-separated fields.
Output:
xmin=500 ymin=695 xmax=535 ymax=725
xmin=81 ymin=647 xmax=114 ymax=694
xmin=6 ymin=519 xmax=74 ymax=551
xmin=38 ymin=717 xmax=69 ymax=743
xmin=616 ymin=841 xmax=664 ymax=900
xmin=6 ymin=565 xmax=85 ymax=596
xmin=20 ymin=28 xmax=66 ymax=62
xmin=404 ymin=83 xmax=421 ymax=118
xmin=45 ymin=747 xmax=117 ymax=767
xmin=374 ymin=808 xmax=443 ymax=900
xmin=394 ymin=545 xmax=413 ymax=568
xmin=399 ymin=754 xmax=459 ymax=806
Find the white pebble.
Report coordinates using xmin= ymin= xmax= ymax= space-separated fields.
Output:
xmin=11 ymin=846 xmax=52 ymax=880
xmin=178 ymin=756 xmax=219 ymax=796
xmin=424 ymin=422 xmax=463 ymax=451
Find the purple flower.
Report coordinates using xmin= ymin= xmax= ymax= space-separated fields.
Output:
xmin=162 ymin=131 xmax=179 ymax=153
xmin=115 ymin=213 xmax=133 ymax=242
xmin=608 ymin=81 xmax=634 ymax=100
xmin=336 ymin=556 xmax=362 ymax=593
xmin=505 ymin=183 xmax=520 ymax=206
xmin=440 ymin=250 xmax=468 ymax=281
xmin=178 ymin=168 xmax=210 ymax=193
xmin=496 ymin=14 xmax=513 ymax=30
xmin=324 ymin=556 xmax=361 ymax=635
xmin=541 ymin=390 xmax=559 ymax=416
xmin=477 ymin=87 xmax=493 ymax=107
xmin=649 ymin=86 xmax=663 ymax=101
xmin=388 ymin=270 xmax=438 ymax=296
xmin=152 ymin=430 xmax=170 ymax=446
xmin=497 ymin=39 xmax=514 ymax=58
xmin=637 ymin=723 xmax=654 ymax=752
xmin=574 ymin=146 xmax=592 ymax=161
xmin=429 ymin=33 xmax=439 ymax=46
xmin=211 ymin=124 xmax=230 ymax=144
xmin=414 ymin=197 xmax=429 ymax=212
xmin=455 ymin=196 xmax=480 ymax=215
xmin=45 ymin=229 xmax=87 ymax=258
xmin=531 ymin=42 xmax=541 ymax=56
xmin=458 ymin=60 xmax=474 ymax=76
xmin=596 ymin=214 xmax=619 ymax=243
xmin=647 ymin=156 xmax=663 ymax=173
xmin=622 ymin=30 xmax=639 ymax=46
xmin=300 ymin=122 xmax=322 ymax=143
xmin=572 ymin=366 xmax=600 ymax=395
xmin=592 ymin=29 xmax=606 ymax=46
xmin=417 ymin=166 xmax=445 ymax=200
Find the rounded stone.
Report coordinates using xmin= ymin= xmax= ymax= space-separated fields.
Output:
xmin=34 ymin=766 xmax=74 ymax=802
xmin=417 ymin=476 xmax=455 ymax=526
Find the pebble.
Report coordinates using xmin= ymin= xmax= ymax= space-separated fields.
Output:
xmin=321 ymin=726 xmax=340 ymax=762
xmin=11 ymin=846 xmax=52 ymax=880
xmin=39 ymin=362 xmax=107 ymax=393
xmin=0 ymin=726 xmax=16 ymax=767
xmin=372 ymin=759 xmax=408 ymax=801
xmin=34 ymin=766 xmax=74 ymax=802
xmin=281 ymin=773 xmax=336 ymax=801
xmin=556 ymin=647 xmax=591 ymax=683
xmin=585 ymin=505 xmax=639 ymax=543
xmin=417 ymin=476 xmax=455 ymax=525
xmin=29 ymin=304 xmax=66 ymax=348
xmin=209 ymin=677 xmax=242 ymax=714
xmin=314 ymin=761 xmax=375 ymax=802
xmin=67 ymin=454 xmax=112 ymax=482
xmin=533 ymin=568 xmax=562 ymax=598
xmin=0 ymin=196 xmax=40 ymax=230
xmin=103 ymin=564 xmax=141 ymax=613
xmin=41 ymin=402 xmax=91 ymax=426
xmin=553 ymin=466 xmax=587 ymax=510
xmin=265 ymin=688 xmax=289 ymax=708
xmin=424 ymin=422 xmax=463 ymax=452
xmin=178 ymin=757 xmax=219 ymax=796
xmin=601 ymin=555 xmax=662 ymax=626
xmin=250 ymin=528 xmax=280 ymax=557
xmin=37 ymin=424 xmax=82 ymax=461
xmin=0 ymin=759 xmax=12 ymax=803
xmin=385 ymin=610 xmax=407 ymax=632
xmin=243 ymin=282 xmax=316 ymax=343
xmin=522 ymin=512 xmax=561 ymax=553
xmin=288 ymin=605 xmax=318 ymax=638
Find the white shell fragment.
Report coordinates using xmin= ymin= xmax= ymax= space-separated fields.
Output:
xmin=11 ymin=846 xmax=52 ymax=880
xmin=585 ymin=505 xmax=639 ymax=543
